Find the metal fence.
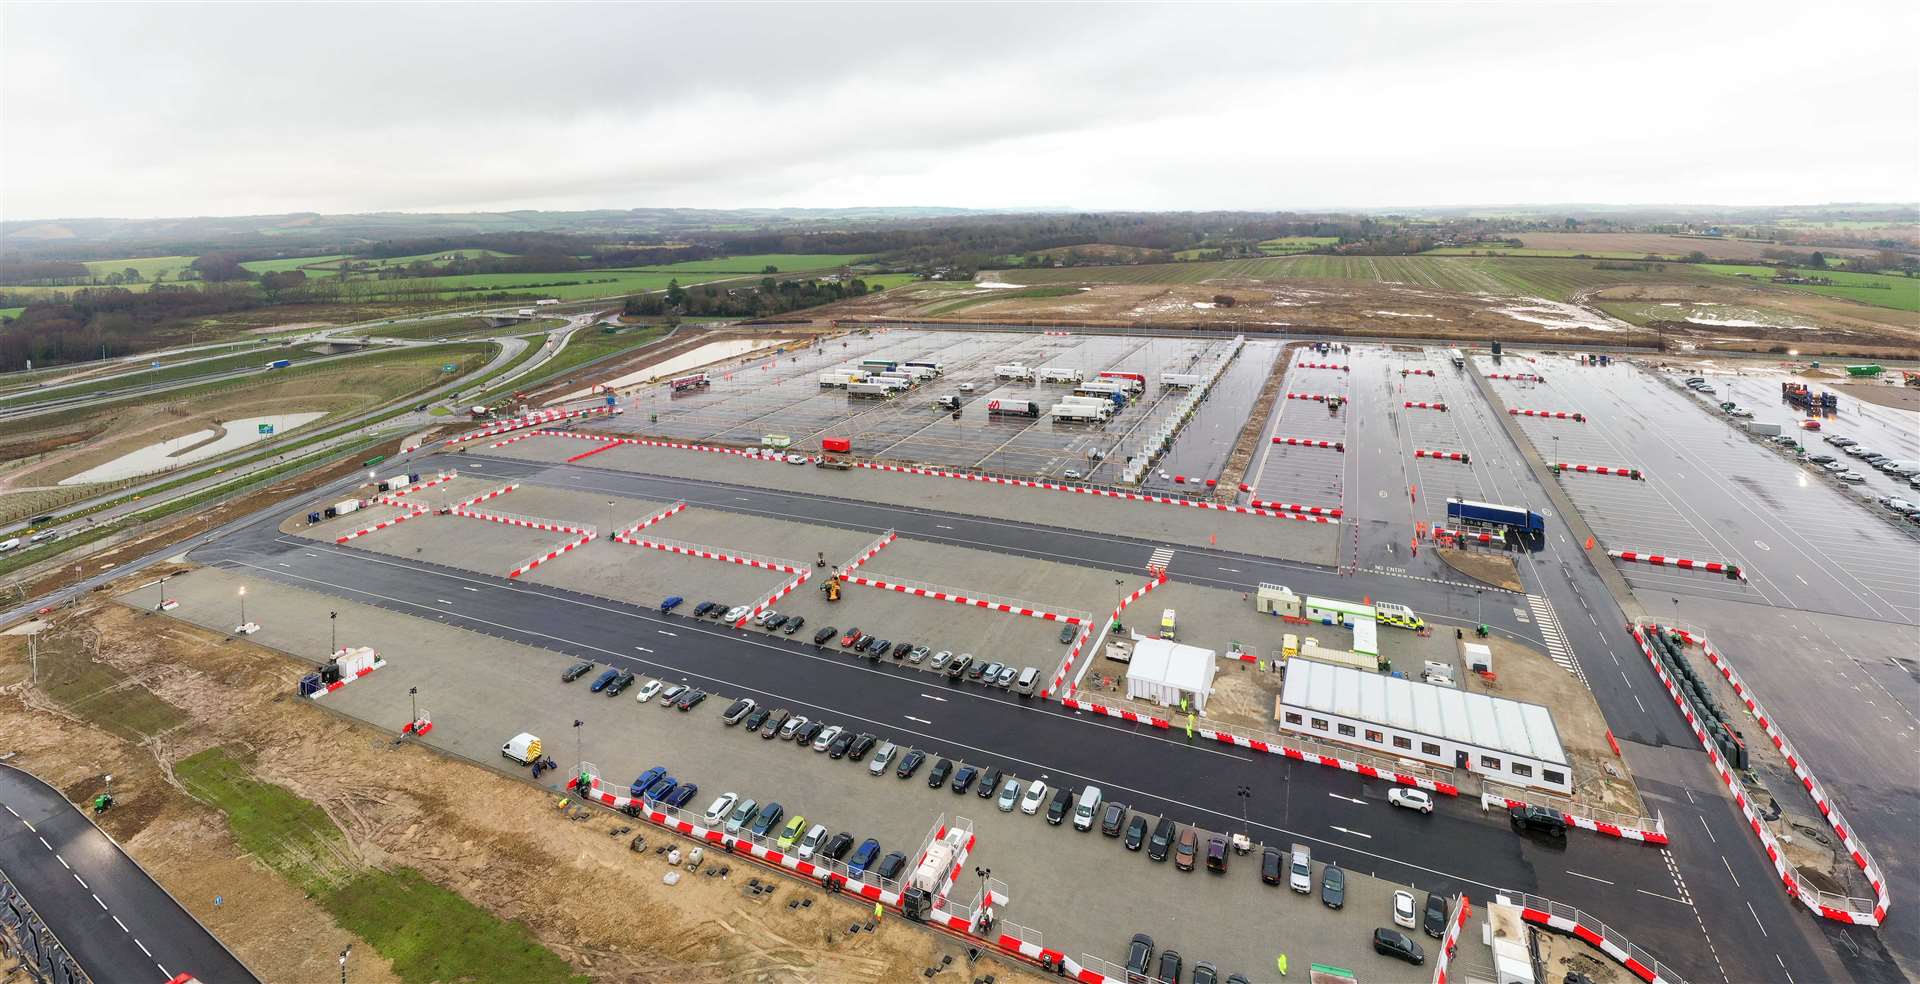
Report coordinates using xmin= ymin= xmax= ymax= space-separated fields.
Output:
xmin=1481 ymin=780 xmax=1665 ymax=837
xmin=1 ymin=871 xmax=88 ymax=984
xmin=1500 ymin=892 xmax=1690 ymax=984
xmin=844 ymin=570 xmax=1091 ymax=626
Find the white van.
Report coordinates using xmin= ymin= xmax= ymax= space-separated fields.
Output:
xmin=1878 ymin=460 xmax=1919 ymax=476
xmin=500 ymin=732 xmax=542 ymax=764
xmin=0 ymin=538 xmax=19 ymax=553
xmin=1073 ymin=785 xmax=1103 ymax=831
xmin=1013 ymin=666 xmax=1040 ymax=697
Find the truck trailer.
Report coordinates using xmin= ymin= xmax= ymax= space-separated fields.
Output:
xmin=1039 ymin=367 xmax=1084 ymax=384
xmin=994 ymin=364 xmax=1035 ymax=381
xmin=818 ymin=371 xmax=863 ymax=388
xmin=1445 ymin=497 xmax=1545 ymax=538
xmin=847 ymin=382 xmax=892 ymax=398
xmin=1050 ymin=403 xmax=1111 ymax=422
xmin=1160 ymin=372 xmax=1203 ymax=388
xmin=987 ymin=398 xmax=1040 ymax=418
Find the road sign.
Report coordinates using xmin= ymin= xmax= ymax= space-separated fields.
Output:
xmin=257 ymin=424 xmax=274 ymax=434
xmin=441 ymin=363 xmax=457 ymax=372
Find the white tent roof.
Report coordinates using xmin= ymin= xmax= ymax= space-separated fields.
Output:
xmin=1282 ymin=658 xmax=1566 ymax=765
xmin=1126 ymin=637 xmax=1216 ymax=694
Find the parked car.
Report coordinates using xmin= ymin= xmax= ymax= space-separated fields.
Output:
xmin=703 ymin=792 xmax=738 ymax=825
xmin=1509 ymin=805 xmax=1568 ymax=837
xmin=868 ymin=742 xmax=898 ymax=775
xmin=674 ymin=689 xmax=705 ymax=710
xmin=966 ymin=659 xmax=991 ymax=681
xmin=660 ymin=595 xmax=684 ymax=614
xmin=605 ymin=670 xmax=637 ymax=696
xmin=659 ymin=684 xmax=689 ymax=706
xmin=908 ymin=646 xmax=930 ymax=663
xmin=588 ymin=668 xmax=620 ymax=692
xmin=979 ymin=660 xmax=1004 ymax=682
xmin=1125 ymin=934 xmax=1154 ymax=984
xmin=642 ymin=776 xmax=676 ymax=802
xmin=1825 ymin=435 xmax=1856 ymax=447
xmin=1100 ymin=802 xmax=1128 ymax=836
xmin=996 ymin=779 xmax=1022 ymax=812
xmin=692 ymin=601 xmax=717 ymax=618
xmin=742 ymin=706 xmax=772 ymax=731
xmin=876 ymin=851 xmax=909 ymax=882
xmin=561 ymin=660 xmax=595 ymax=682
xmin=795 ymin=720 xmax=825 ymax=746
xmin=1388 ymin=788 xmax=1433 ymax=813
xmin=847 ymin=838 xmax=882 ymax=877
xmin=862 ymin=636 xmax=888 ymax=655
xmin=1393 ymin=890 xmax=1418 ymax=929
xmin=722 ymin=698 xmax=757 ymax=725
xmin=760 ymin=709 xmax=791 ymax=738
xmin=753 ymin=609 xmax=780 ymax=627
xmin=812 ymin=725 xmax=844 ymax=752
xmin=762 ymin=614 xmax=788 ymax=632
xmin=664 ymin=783 xmax=699 ymax=809
xmin=1206 ymin=835 xmax=1228 ymax=873
xmin=776 ymin=815 xmax=808 ymax=849
xmin=633 ymin=678 xmax=664 ymax=703
xmin=1021 ymin=779 xmax=1048 ymax=815
xmin=1807 ymin=453 xmax=1837 ymax=464
xmin=702 ymin=601 xmax=727 ymax=619
xmin=779 ymin=715 xmax=808 ymax=740
xmin=783 ymin=616 xmax=805 ymax=635
xmin=796 ymin=823 xmax=830 ymax=860
xmin=896 ymin=749 xmax=926 ymax=779
xmin=847 ymin=733 xmax=877 ymax=760
xmin=1423 ymin=893 xmax=1450 ymax=938
xmin=891 ymin=641 xmax=914 ymax=660
xmin=929 ymin=650 xmax=954 ymax=670
xmin=1261 ymin=846 xmax=1283 ymax=885
xmin=1373 ymin=928 xmax=1425 ymax=965
xmin=630 ymin=767 xmax=666 ymax=799
xmin=977 ymin=767 xmax=1004 ymax=798
xmin=1046 ymin=786 xmax=1074 ymax=825
xmin=1059 ymin=623 xmax=1078 ymax=644
xmin=994 ymin=665 xmax=1018 ymax=688
xmin=1155 ymin=950 xmax=1182 ymax=984
xmin=1124 ymin=815 xmax=1148 ymax=851
xmin=951 ymin=764 xmax=980 ymax=794
xmin=1148 ymin=818 xmax=1176 ymax=861
xmin=1192 ymin=961 xmax=1220 ymax=984
xmin=839 ymin=628 xmax=865 ymax=648
xmin=928 ymin=758 xmax=954 ymax=788
xmin=813 ymin=626 xmax=838 ymax=645
xmin=821 ymin=831 xmax=854 ymax=862
xmin=723 ymin=797 xmax=759 ymax=835
xmin=827 ymin=730 xmax=857 ymax=759
xmin=748 ymin=802 xmax=785 ymax=838
xmin=723 ymin=605 xmax=751 ymax=622
xmin=1174 ymin=828 xmax=1199 ymax=871
xmin=1322 ymin=865 xmax=1345 ymax=908
xmin=945 ymin=654 xmax=973 ymax=680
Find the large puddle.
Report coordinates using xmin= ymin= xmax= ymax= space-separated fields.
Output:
xmin=62 ymin=412 xmax=328 ymax=485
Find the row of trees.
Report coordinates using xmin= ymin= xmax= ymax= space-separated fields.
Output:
xmin=623 ymin=277 xmax=874 ymax=319
xmin=0 ymin=285 xmax=261 ymax=371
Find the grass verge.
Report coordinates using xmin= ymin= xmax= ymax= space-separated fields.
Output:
xmin=176 ymin=747 xmax=580 ymax=984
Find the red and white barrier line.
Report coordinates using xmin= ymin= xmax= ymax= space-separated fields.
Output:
xmin=1249 ymin=499 xmax=1343 ymax=517
xmin=1609 ymin=550 xmax=1743 ymax=580
xmin=1271 ymin=437 xmax=1345 ymax=451
xmin=1632 ymin=625 xmax=1885 ymax=925
xmin=1431 ymin=525 xmax=1504 ymax=546
xmin=1400 ymin=368 xmax=1436 ymax=377
xmin=566 ymin=439 xmax=627 ymax=463
xmin=1487 ymin=373 xmax=1544 ymax=382
xmin=611 ymin=501 xmax=688 ymax=542
xmin=377 ymin=470 xmax=457 ymax=503
xmin=852 ymin=462 xmax=1334 ymax=523
xmin=1296 ymin=362 xmax=1349 ymax=371
xmin=449 ymin=509 xmax=590 ymax=534
xmin=1502 ymin=893 xmax=1686 ymax=984
xmin=624 ymin=536 xmax=807 ymax=574
xmin=1414 ymin=449 xmax=1469 ymax=462
xmin=450 ymin=405 xmax=624 ymax=448
xmin=307 ymin=647 xmax=385 ymax=698
xmin=835 ymin=530 xmax=899 ymax=579
xmin=1509 ymin=408 xmax=1585 ymax=421
xmin=1556 ymin=463 xmax=1642 ymax=479
xmin=1285 ymin=392 xmax=1340 ymax=402
xmin=506 ymin=530 xmax=597 ymax=579
xmin=335 ymin=506 xmax=431 ymax=543
xmin=740 ymin=569 xmax=812 ymax=628
xmin=1403 ymin=401 xmax=1448 ymax=411
xmin=449 ymin=483 xmax=520 ymax=509
xmin=842 ymin=573 xmax=1086 ymax=624
xmin=1479 ymin=790 xmax=1667 ymax=844
xmin=1046 ymin=572 xmax=1167 ymax=699
xmin=1430 ymin=895 xmax=1473 ymax=984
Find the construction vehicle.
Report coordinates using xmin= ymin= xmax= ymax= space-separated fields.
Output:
xmin=823 ymin=577 xmax=842 ymax=602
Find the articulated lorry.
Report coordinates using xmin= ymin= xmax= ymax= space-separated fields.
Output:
xmin=1160 ymin=372 xmax=1203 ymax=388
xmin=1050 ymin=403 xmax=1111 ymax=422
xmin=1039 ymin=367 xmax=1084 ymax=384
xmin=847 ymin=382 xmax=893 ymax=398
xmin=1445 ymin=497 xmax=1545 ymax=539
xmin=994 ymin=364 xmax=1036 ymax=381
xmin=987 ymin=398 xmax=1041 ymax=418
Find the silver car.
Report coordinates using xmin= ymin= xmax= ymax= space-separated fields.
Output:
xmin=994 ymin=665 xmax=1018 ymax=688
xmin=724 ymin=797 xmax=758 ymax=835
xmin=929 ymin=650 xmax=954 ymax=670
xmin=724 ymin=605 xmax=751 ymax=622
xmin=996 ymin=779 xmax=1022 ymax=812
xmin=812 ymin=725 xmax=843 ymax=752
xmin=868 ymin=742 xmax=897 ymax=776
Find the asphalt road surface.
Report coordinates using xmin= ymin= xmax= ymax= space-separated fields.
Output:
xmin=0 ymin=765 xmax=258 ymax=984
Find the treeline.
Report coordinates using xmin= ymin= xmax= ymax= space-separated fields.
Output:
xmin=0 ymin=286 xmax=262 ymax=371
xmin=623 ymin=277 xmax=873 ymax=320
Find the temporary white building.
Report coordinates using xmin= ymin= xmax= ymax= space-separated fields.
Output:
xmin=1125 ymin=636 xmax=1219 ymax=713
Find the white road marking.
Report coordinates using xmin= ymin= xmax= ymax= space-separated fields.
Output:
xmin=462 ymin=586 xmax=479 ymax=592
xmin=1636 ymin=888 xmax=1690 ymax=905
xmin=936 ymin=525 xmax=955 ymax=530
xmin=1721 ymin=855 xmax=1739 ymax=885
xmin=657 ymin=630 xmax=677 ymax=637
xmin=1565 ymin=869 xmax=1614 ymax=885
xmin=74 ymin=874 xmax=86 ymax=889
xmin=634 ymin=646 xmax=652 ymax=653
xmin=921 ymin=694 xmax=948 ymax=702
xmin=1328 ymin=793 xmax=1366 ymax=805
xmin=1778 ymin=954 xmax=1795 ymax=984
xmin=2 ymin=805 xmax=13 ymax=817
xmin=56 ymin=854 xmax=68 ymax=869
xmin=93 ymin=893 xmax=106 ymax=909
xmin=158 ymin=964 xmax=169 ymax=979
xmin=1634 ymin=694 xmax=1646 ymax=713
xmin=137 ymin=939 xmax=152 ymax=956
xmin=1747 ymin=901 xmax=1768 ymax=936
xmin=1698 ymin=815 xmax=1716 ymax=843
xmin=1330 ymin=825 xmax=1371 ymax=839
xmin=37 ymin=836 xmax=49 ymax=850
xmin=113 ymin=915 xmax=128 ymax=932
xmin=1217 ymin=567 xmax=1241 ymax=573
xmin=436 ymin=598 xmax=453 ymax=605
xmin=905 ymin=715 xmax=933 ymax=724
xmin=279 ymin=563 xmax=291 ymax=567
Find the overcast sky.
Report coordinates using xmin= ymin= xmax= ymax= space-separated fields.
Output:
xmin=3 ymin=2 xmax=1915 ymax=220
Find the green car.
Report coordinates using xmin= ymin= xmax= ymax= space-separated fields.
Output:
xmin=776 ymin=814 xmax=808 ymax=849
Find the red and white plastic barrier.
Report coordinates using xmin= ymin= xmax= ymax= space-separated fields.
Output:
xmin=308 ymin=647 xmax=385 ymax=698
xmin=1046 ymin=571 xmax=1166 ymax=699
xmin=377 ymin=470 xmax=457 ymax=503
xmin=507 ymin=531 xmax=596 ymax=578
xmin=1403 ymin=401 xmax=1448 ymax=411
xmin=1479 ymin=791 xmax=1667 ymax=844
xmin=1556 ymin=463 xmax=1641 ymax=479
xmin=1296 ymin=362 xmax=1349 ymax=371
xmin=449 ymin=484 xmax=520 ymax=509
xmin=566 ymin=440 xmax=627 ymax=463
xmin=1509 ymin=408 xmax=1585 ymax=421
xmin=612 ymin=501 xmax=688 ymax=542
xmin=335 ymin=506 xmax=430 ymax=543
xmin=1400 ymin=368 xmax=1436 ymax=377
xmin=1431 ymin=525 xmax=1504 ymax=546
xmin=1286 ymin=392 xmax=1339 ymax=402
xmin=1609 ymin=550 xmax=1743 ymax=580
xmin=852 ymin=462 xmax=1335 ymax=523
xmin=1414 ymin=449 xmax=1469 ymax=462
xmin=1506 ymin=895 xmax=1680 ymax=984
xmin=450 ymin=405 xmax=623 ymax=447
xmin=624 ymin=538 xmax=805 ymax=574
xmin=1430 ymin=896 xmax=1473 ymax=984
xmin=403 ymin=711 xmax=434 ymax=737
xmin=837 ymin=531 xmax=898 ymax=579
xmin=1487 ymin=373 xmax=1543 ymax=382
xmin=1271 ymin=437 xmax=1345 ymax=451
xmin=450 ymin=510 xmax=589 ymax=534
xmin=842 ymin=574 xmax=1085 ymax=624
xmin=1633 ymin=625 xmax=1886 ymax=925
xmin=740 ymin=569 xmax=812 ymax=628
xmin=1249 ymin=499 xmax=1343 ymax=517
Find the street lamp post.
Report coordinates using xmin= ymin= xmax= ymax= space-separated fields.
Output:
xmin=238 ymin=586 xmax=247 ymax=626
xmin=154 ymin=574 xmax=169 ymax=610
xmin=409 ymin=686 xmax=419 ymax=725
xmin=573 ymin=719 xmax=584 ymax=771
xmin=329 ymin=611 xmax=337 ymax=656
xmin=1236 ymin=785 xmax=1252 ymax=836
xmin=1475 ymin=588 xmax=1483 ymax=625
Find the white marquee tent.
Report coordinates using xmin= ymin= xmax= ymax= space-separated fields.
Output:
xmin=1125 ymin=636 xmax=1218 ymax=713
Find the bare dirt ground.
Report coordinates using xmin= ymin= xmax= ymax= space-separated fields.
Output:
xmin=1589 ymin=282 xmax=1918 ymax=355
xmin=1515 ymin=232 xmax=1888 ymax=261
xmin=0 ymin=595 xmax=1037 ymax=984
xmin=1835 ymin=381 xmax=1920 ymax=411
xmin=526 ymin=325 xmax=829 ymax=407
xmin=1534 ymin=925 xmax=1637 ymax=984
xmin=1434 ymin=547 xmax=1523 ymax=592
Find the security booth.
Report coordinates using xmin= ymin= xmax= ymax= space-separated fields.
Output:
xmin=1256 ymin=583 xmax=1301 ymax=617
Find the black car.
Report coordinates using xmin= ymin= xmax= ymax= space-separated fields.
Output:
xmin=895 ymin=749 xmax=926 ymax=779
xmin=692 ymin=602 xmax=716 ymax=618
xmin=1373 ymin=928 xmax=1425 ymax=965
xmin=1192 ymin=962 xmax=1220 ymax=984
xmin=721 ymin=698 xmax=754 ymax=724
xmin=795 ymin=721 xmax=825 ymax=746
xmin=891 ymin=641 xmax=913 ymax=660
xmin=1260 ymin=846 xmax=1283 ymax=885
xmin=875 ymin=851 xmax=909 ymax=882
xmin=966 ymin=660 xmax=990 ymax=681
xmin=1059 ymin=623 xmax=1077 ymax=644
xmin=1100 ymin=801 xmax=1128 ymax=836
xmin=950 ymin=764 xmax=980 ymax=793
xmin=604 ymin=670 xmax=637 ymax=696
xmin=847 ymin=733 xmax=877 ymax=760
xmin=742 ymin=706 xmax=771 ymax=731
xmin=813 ymin=626 xmax=837 ymax=645
xmin=864 ymin=636 xmax=890 ymax=656
xmin=1125 ymin=934 xmax=1154 ymax=984
xmin=1124 ymin=815 xmax=1148 ymax=851
xmin=762 ymin=614 xmax=788 ymax=632
xmin=976 ymin=766 xmax=1004 ymax=798
xmin=1147 ymin=817 xmax=1176 ymax=861
xmin=1155 ymin=951 xmax=1182 ymax=984
xmin=1423 ymin=893 xmax=1449 ymax=938
xmin=827 ymin=731 xmax=857 ymax=759
xmin=702 ymin=602 xmax=726 ymax=619
xmin=783 ymin=615 xmax=805 ymax=635
xmin=561 ymin=660 xmax=595 ymax=682
xmin=1509 ymin=805 xmax=1568 ymax=837
xmin=1045 ymin=786 xmax=1073 ymax=825
xmin=675 ymin=689 xmax=706 ymax=710
xmin=589 ymin=668 xmax=621 ymax=692
xmin=928 ymin=758 xmax=954 ymax=788
xmin=760 ymin=709 xmax=791 ymax=739
xmin=664 ymin=782 xmax=699 ymax=809
xmin=1321 ymin=864 xmax=1345 ymax=909
xmin=822 ymin=831 xmax=855 ymax=862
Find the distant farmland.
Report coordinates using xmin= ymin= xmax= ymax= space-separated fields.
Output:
xmin=993 ymin=254 xmax=1732 ymax=301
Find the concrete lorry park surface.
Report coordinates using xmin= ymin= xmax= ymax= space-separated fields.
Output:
xmin=10 ymin=328 xmax=1915 ymax=984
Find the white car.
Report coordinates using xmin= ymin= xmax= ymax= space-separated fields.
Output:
xmin=786 ymin=453 xmax=808 ymax=464
xmin=723 ymin=605 xmax=751 ymax=622
xmin=633 ymin=679 xmax=665 ymax=703
xmin=1063 ymin=469 xmax=1083 ymax=480
xmin=778 ymin=715 xmax=809 ymax=740
xmin=753 ymin=609 xmax=780 ymax=626
xmin=1388 ymin=788 xmax=1433 ymax=814
xmin=702 ymin=792 xmax=738 ymax=826
xmin=1393 ymin=890 xmax=1418 ymax=929
xmin=796 ymin=823 xmax=829 ymax=860
xmin=867 ymin=742 xmax=897 ymax=776
xmin=957 ymin=382 xmax=975 ymax=392
xmin=1020 ymin=779 xmax=1048 ymax=815
xmin=812 ymin=725 xmax=844 ymax=752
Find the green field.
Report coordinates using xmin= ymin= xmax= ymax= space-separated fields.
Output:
xmin=613 ymin=252 xmax=873 ymax=275
xmin=365 ymin=248 xmax=514 ymax=268
xmin=926 ymin=285 xmax=1083 ymax=315
xmin=367 ymin=316 xmax=566 ymax=341
xmin=997 ymin=254 xmax=1728 ymax=302
xmin=82 ymin=255 xmax=200 ymax=281
xmin=1258 ymin=236 xmax=1338 ymax=254
xmin=860 ymin=273 xmax=921 ymax=290
xmin=1423 ymin=246 xmax=1684 ymax=260
xmin=240 ymin=253 xmax=351 ymax=275
xmin=1701 ymin=264 xmax=1920 ymax=312
xmin=0 ymin=307 xmax=22 ymax=321
xmin=177 ymin=748 xmax=580 ymax=984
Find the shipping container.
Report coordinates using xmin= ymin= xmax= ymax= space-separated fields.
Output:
xmin=1038 ymin=367 xmax=1084 ymax=384
xmin=860 ymin=359 xmax=900 ymax=373
xmin=1304 ymin=596 xmax=1376 ymax=627
xmin=818 ymin=372 xmax=862 ymax=388
xmin=1744 ymin=421 xmax=1782 ymax=437
xmin=1059 ymin=395 xmax=1110 ymax=408
xmin=669 ymin=373 xmax=710 ymax=392
xmin=994 ymin=364 xmax=1035 ymax=380
xmin=333 ymin=499 xmax=361 ymax=516
xmin=903 ymin=360 xmax=943 ymax=373
xmin=821 ymin=437 xmax=852 ymax=453
xmin=986 ymin=398 xmax=1040 ymax=417
xmin=1096 ymin=371 xmax=1145 ymax=391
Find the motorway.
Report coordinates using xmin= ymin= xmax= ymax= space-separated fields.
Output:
xmin=0 ymin=764 xmax=258 ymax=984
xmin=175 ymin=444 xmax=1859 ymax=984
